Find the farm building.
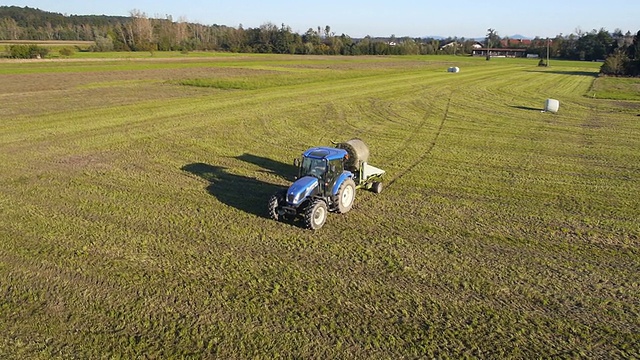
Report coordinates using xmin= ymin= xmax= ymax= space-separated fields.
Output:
xmin=472 ymin=48 xmax=528 ymax=58
xmin=500 ymin=38 xmax=532 ymax=47
xmin=439 ymin=41 xmax=460 ymax=50
xmin=439 ymin=41 xmax=484 ymax=51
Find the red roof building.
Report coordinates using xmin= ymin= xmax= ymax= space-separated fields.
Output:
xmin=500 ymin=38 xmax=532 ymax=47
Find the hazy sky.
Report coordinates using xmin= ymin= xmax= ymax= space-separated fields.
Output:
xmin=5 ymin=0 xmax=639 ymax=38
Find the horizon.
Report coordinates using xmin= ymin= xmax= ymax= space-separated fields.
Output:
xmin=3 ymin=1 xmax=639 ymax=39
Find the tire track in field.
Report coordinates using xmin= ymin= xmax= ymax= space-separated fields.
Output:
xmin=324 ymin=102 xmax=373 ymax=138
xmin=383 ymin=97 xmax=438 ymax=161
xmin=341 ymin=98 xmax=410 ymax=140
xmin=326 ymin=96 xmax=416 ymax=141
xmin=387 ymin=91 xmax=452 ymax=187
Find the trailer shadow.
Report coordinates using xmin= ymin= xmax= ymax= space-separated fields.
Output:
xmin=181 ymin=162 xmax=286 ymax=219
xmin=235 ymin=153 xmax=298 ymax=181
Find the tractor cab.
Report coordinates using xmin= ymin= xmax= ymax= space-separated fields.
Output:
xmin=295 ymin=147 xmax=349 ymax=196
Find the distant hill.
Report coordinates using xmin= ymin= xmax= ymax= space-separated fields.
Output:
xmin=509 ymin=34 xmax=531 ymax=40
xmin=469 ymin=34 xmax=532 ymax=42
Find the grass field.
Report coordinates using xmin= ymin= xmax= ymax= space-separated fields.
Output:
xmin=1 ymin=53 xmax=638 ymax=358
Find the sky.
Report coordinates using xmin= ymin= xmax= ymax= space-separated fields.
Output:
xmin=4 ymin=0 xmax=639 ymax=39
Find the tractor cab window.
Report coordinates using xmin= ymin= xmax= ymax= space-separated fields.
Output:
xmin=301 ymin=157 xmax=327 ymax=179
xmin=325 ymin=158 xmax=344 ymax=187
xmin=329 ymin=158 xmax=344 ymax=174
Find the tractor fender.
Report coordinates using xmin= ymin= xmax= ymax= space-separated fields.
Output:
xmin=331 ymin=171 xmax=354 ymax=196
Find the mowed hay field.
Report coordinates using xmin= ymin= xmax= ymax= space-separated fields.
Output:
xmin=1 ymin=54 xmax=638 ymax=358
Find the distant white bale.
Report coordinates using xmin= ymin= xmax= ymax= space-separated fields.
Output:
xmin=447 ymin=66 xmax=460 ymax=73
xmin=544 ymin=99 xmax=560 ymax=113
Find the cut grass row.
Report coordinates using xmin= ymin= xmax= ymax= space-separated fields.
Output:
xmin=0 ymin=54 xmax=638 ymax=358
xmin=590 ymin=76 xmax=640 ymax=101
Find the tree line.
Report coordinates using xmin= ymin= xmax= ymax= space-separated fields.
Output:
xmin=0 ymin=6 xmax=479 ymax=55
xmin=489 ymin=28 xmax=640 ymax=76
xmin=1 ymin=6 xmax=638 ymax=75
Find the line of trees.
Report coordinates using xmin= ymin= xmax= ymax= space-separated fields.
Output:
xmin=485 ymin=28 xmax=640 ymax=76
xmin=1 ymin=5 xmax=639 ymax=75
xmin=600 ymin=31 xmax=640 ymax=76
xmin=0 ymin=7 xmax=477 ymax=55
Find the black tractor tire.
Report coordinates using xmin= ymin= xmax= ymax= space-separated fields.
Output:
xmin=268 ymin=190 xmax=286 ymax=221
xmin=336 ymin=178 xmax=356 ymax=213
xmin=372 ymin=181 xmax=383 ymax=194
xmin=304 ymin=200 xmax=328 ymax=230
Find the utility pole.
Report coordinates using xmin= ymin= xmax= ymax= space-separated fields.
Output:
xmin=486 ymin=28 xmax=493 ymax=61
xmin=546 ymin=38 xmax=550 ymax=67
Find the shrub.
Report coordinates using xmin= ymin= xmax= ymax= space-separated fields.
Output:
xmin=91 ymin=36 xmax=114 ymax=52
xmin=59 ymin=47 xmax=74 ymax=57
xmin=9 ymin=44 xmax=49 ymax=59
xmin=624 ymin=58 xmax=640 ymax=77
xmin=600 ymin=50 xmax=630 ymax=76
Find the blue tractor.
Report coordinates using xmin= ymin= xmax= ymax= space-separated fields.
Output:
xmin=268 ymin=139 xmax=385 ymax=230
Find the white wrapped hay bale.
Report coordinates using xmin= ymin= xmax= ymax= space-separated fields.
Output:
xmin=544 ymin=99 xmax=560 ymax=113
xmin=447 ymin=67 xmax=460 ymax=73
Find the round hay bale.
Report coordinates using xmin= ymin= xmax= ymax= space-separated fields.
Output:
xmin=337 ymin=138 xmax=369 ymax=171
xmin=544 ymin=99 xmax=560 ymax=113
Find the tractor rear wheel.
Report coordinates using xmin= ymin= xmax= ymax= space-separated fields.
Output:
xmin=336 ymin=178 xmax=356 ymax=213
xmin=372 ymin=181 xmax=383 ymax=194
xmin=304 ymin=200 xmax=327 ymax=230
xmin=268 ymin=190 xmax=286 ymax=221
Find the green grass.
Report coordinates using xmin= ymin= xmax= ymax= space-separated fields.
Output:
xmin=591 ymin=76 xmax=640 ymax=100
xmin=0 ymin=53 xmax=638 ymax=358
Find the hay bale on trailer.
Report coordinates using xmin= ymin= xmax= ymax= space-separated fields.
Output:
xmin=544 ymin=99 xmax=560 ymax=113
xmin=336 ymin=138 xmax=370 ymax=172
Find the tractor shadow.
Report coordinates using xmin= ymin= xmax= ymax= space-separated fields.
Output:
xmin=181 ymin=162 xmax=286 ymax=219
xmin=235 ymin=153 xmax=298 ymax=181
xmin=232 ymin=154 xmax=310 ymax=228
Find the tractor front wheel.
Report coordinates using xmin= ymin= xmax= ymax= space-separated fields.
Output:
xmin=268 ymin=190 xmax=286 ymax=221
xmin=304 ymin=200 xmax=328 ymax=230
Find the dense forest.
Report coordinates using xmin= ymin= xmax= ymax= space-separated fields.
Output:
xmin=1 ymin=6 xmax=638 ymax=75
